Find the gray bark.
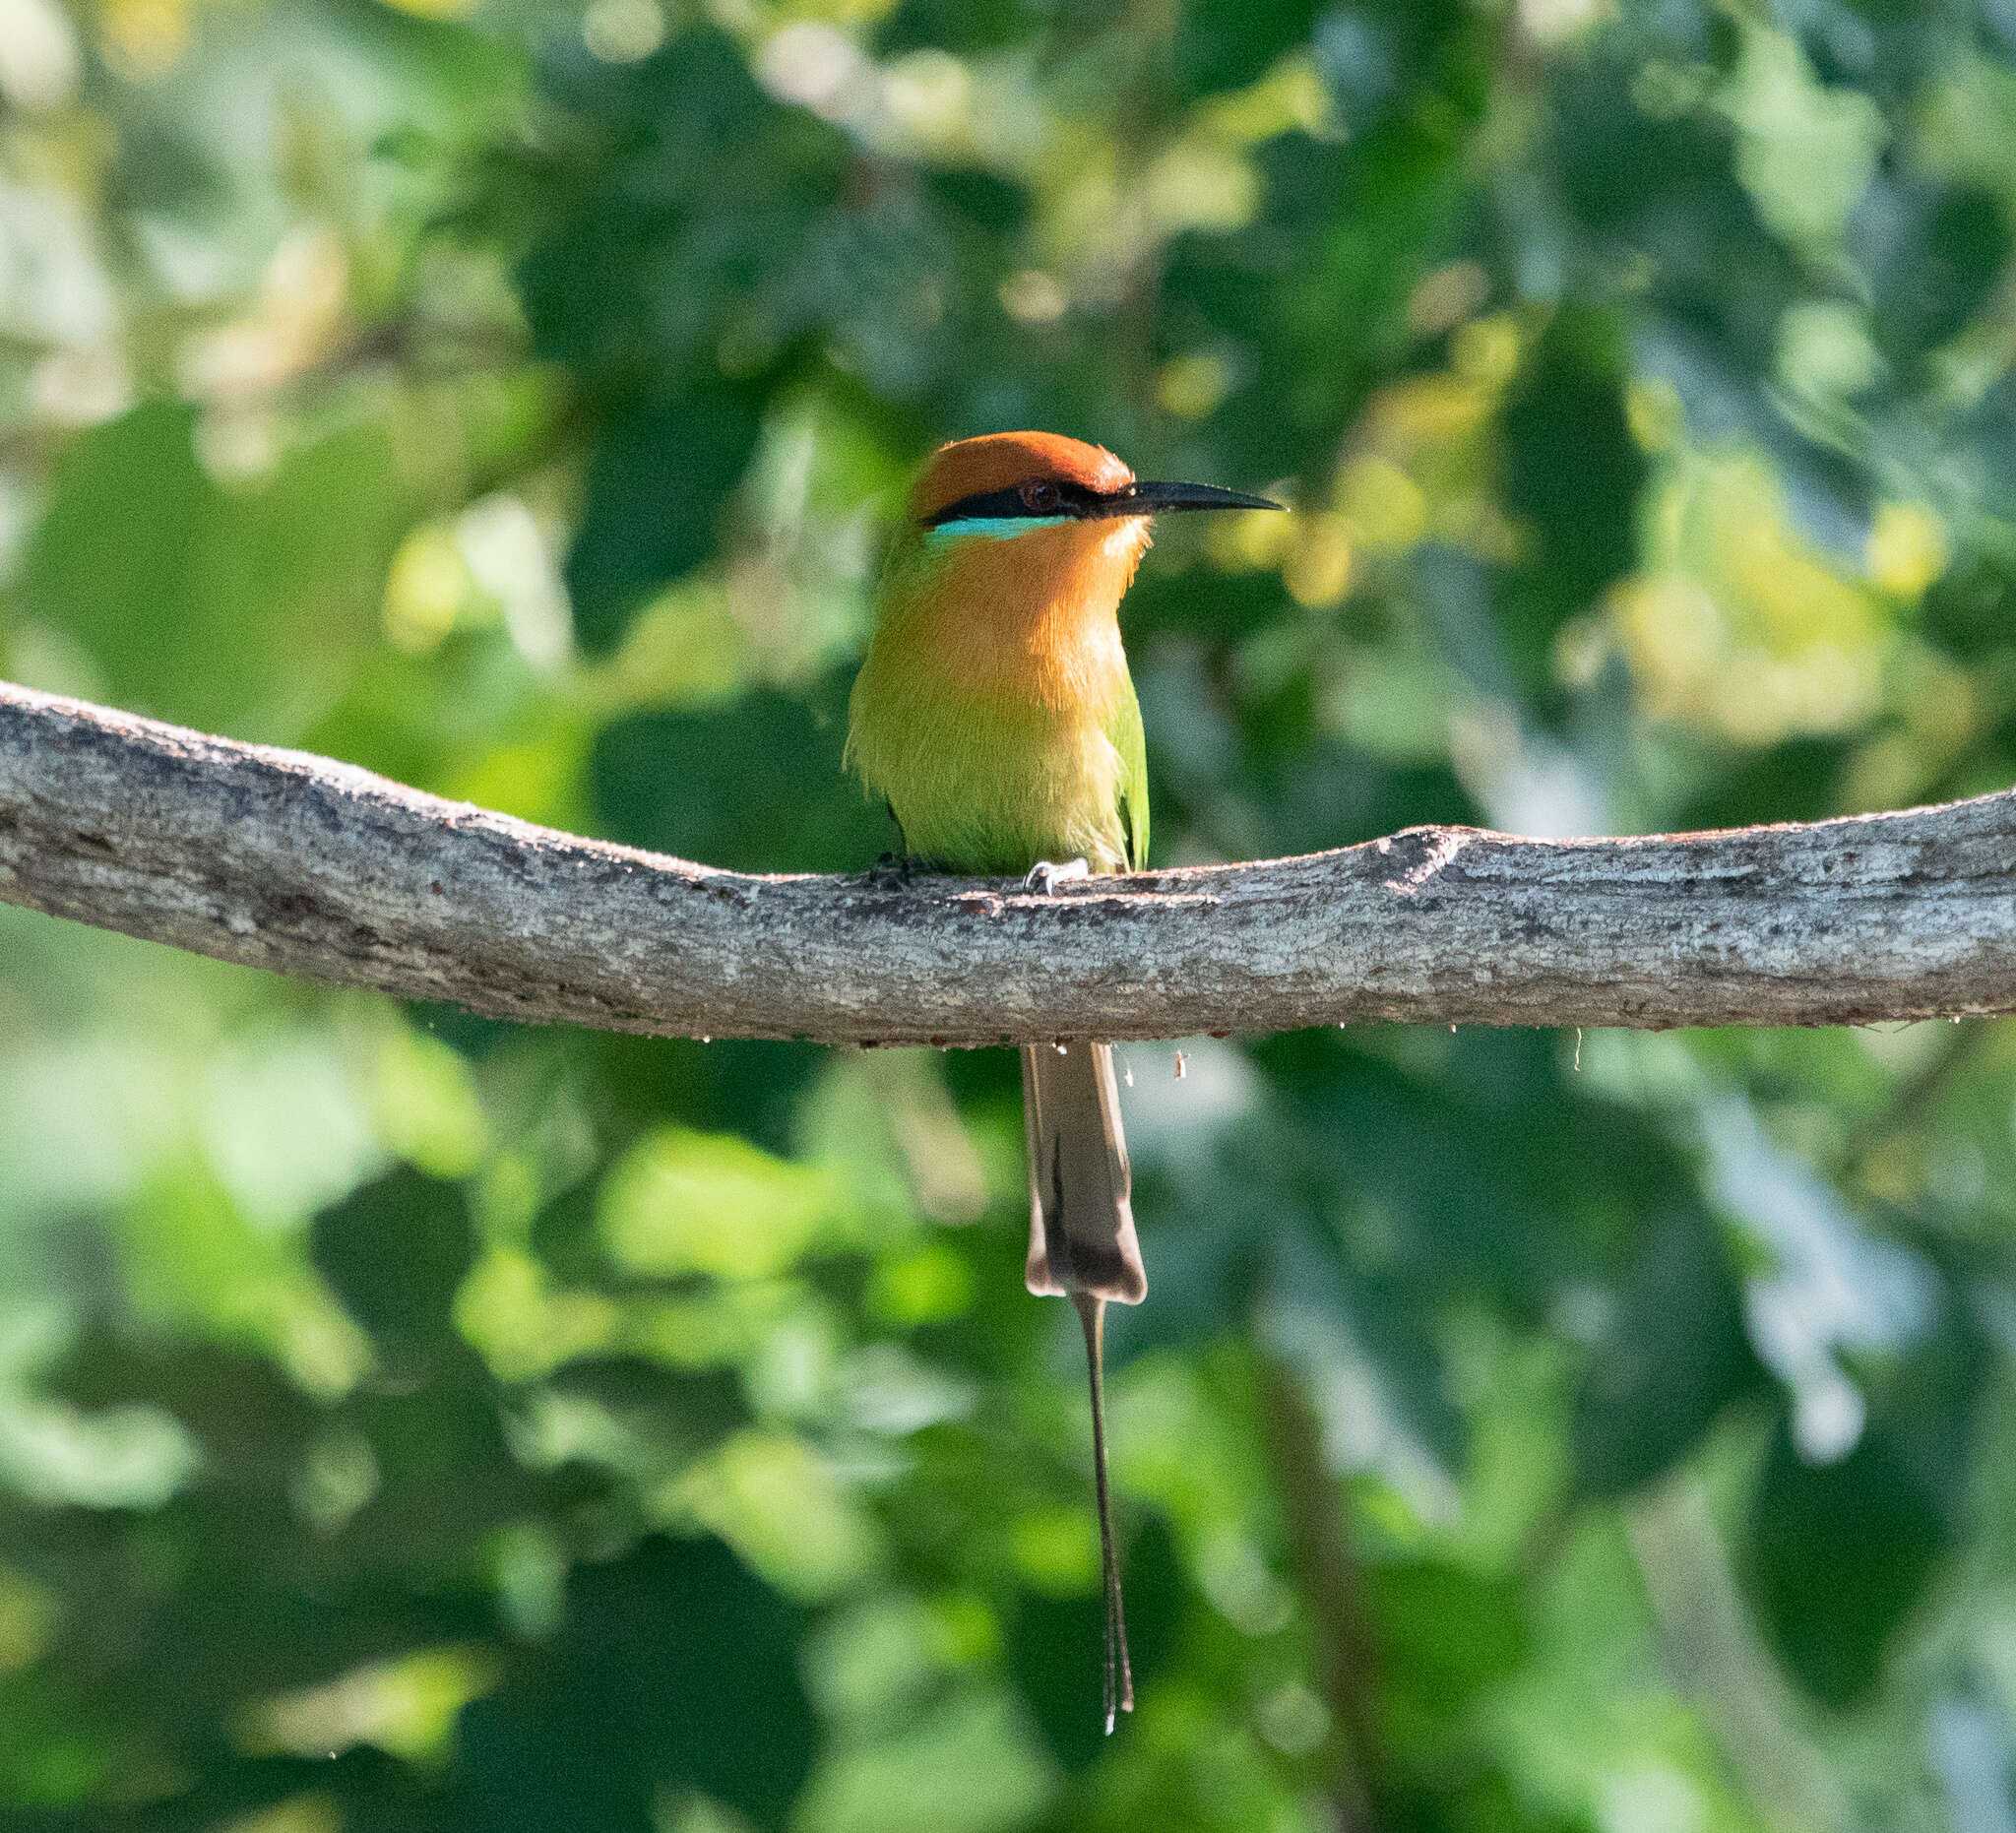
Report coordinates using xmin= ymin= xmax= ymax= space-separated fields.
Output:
xmin=2 ymin=679 xmax=2012 ymax=1043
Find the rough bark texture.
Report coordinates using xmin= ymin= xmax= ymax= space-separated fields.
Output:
xmin=3 ymin=679 xmax=2013 ymax=1043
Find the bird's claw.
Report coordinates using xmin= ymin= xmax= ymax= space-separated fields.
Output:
xmin=1024 ymin=857 xmax=1091 ymax=895
xmin=868 ymin=851 xmax=919 ymax=887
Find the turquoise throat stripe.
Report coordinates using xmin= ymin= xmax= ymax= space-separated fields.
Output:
xmin=926 ymin=514 xmax=1074 ymax=543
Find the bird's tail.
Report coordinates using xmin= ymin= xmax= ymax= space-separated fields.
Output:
xmin=1022 ymin=1042 xmax=1143 ymax=1305
xmin=1021 ymin=1041 xmax=1145 ymax=1733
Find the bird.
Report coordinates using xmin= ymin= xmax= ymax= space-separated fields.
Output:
xmin=846 ymin=431 xmax=1284 ymax=1731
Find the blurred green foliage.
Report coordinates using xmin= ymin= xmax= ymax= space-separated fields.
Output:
xmin=3 ymin=0 xmax=2016 ymax=1826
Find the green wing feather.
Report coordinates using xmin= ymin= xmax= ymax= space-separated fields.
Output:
xmin=1109 ymin=677 xmax=1150 ymax=873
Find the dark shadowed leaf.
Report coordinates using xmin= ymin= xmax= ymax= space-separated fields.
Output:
xmin=1572 ymin=1209 xmax=1765 ymax=1498
xmin=458 ymin=1536 xmax=815 ymax=1832
xmin=564 ymin=389 xmax=765 ymax=654
xmin=589 ymin=684 xmax=892 ymax=872
xmin=1745 ymin=1419 xmax=1947 ymax=1709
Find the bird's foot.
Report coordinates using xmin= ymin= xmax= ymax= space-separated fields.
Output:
xmin=1024 ymin=857 xmax=1091 ymax=895
xmin=868 ymin=851 xmax=921 ymax=888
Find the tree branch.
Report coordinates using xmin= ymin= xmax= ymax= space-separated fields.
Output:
xmin=3 ymin=679 xmax=2013 ymax=1043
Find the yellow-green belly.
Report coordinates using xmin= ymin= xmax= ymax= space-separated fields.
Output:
xmin=847 ymin=670 xmax=1130 ymax=875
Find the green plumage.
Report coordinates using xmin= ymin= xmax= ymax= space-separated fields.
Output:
xmin=846 ymin=517 xmax=1152 ymax=875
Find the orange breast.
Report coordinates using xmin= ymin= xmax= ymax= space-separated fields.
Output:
xmin=912 ymin=518 xmax=1149 ymax=712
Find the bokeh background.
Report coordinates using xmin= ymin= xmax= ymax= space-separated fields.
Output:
xmin=2 ymin=0 xmax=2016 ymax=1827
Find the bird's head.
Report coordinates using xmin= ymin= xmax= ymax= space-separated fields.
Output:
xmin=909 ymin=432 xmax=1283 ymax=546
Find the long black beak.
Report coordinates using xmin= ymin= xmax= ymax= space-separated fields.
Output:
xmin=1118 ymin=480 xmax=1286 ymax=515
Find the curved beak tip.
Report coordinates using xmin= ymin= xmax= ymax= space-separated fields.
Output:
xmin=1129 ymin=480 xmax=1288 ymax=516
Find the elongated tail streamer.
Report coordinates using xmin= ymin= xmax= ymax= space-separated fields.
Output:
xmin=1022 ymin=1041 xmax=1144 ymax=1730
xmin=1076 ymin=1292 xmax=1134 ymax=1731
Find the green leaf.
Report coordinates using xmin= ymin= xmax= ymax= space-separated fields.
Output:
xmin=565 ymin=389 xmax=763 ymax=654
xmin=20 ymin=402 xmax=417 ymax=736
xmin=1572 ymin=1210 xmax=1765 ymax=1499
xmin=458 ymin=1535 xmax=815 ymax=1832
xmin=588 ymin=685 xmax=892 ymax=873
xmin=1745 ymin=1419 xmax=1948 ymax=1708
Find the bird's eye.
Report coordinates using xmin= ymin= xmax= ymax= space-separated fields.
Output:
xmin=1020 ymin=478 xmax=1063 ymax=514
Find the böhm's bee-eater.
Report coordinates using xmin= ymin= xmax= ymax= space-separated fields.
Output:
xmin=847 ymin=432 xmax=1283 ymax=1729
